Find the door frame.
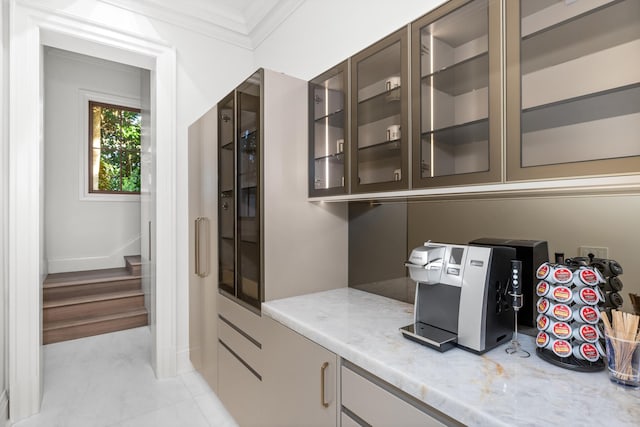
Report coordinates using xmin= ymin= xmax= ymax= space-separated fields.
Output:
xmin=7 ymin=3 xmax=177 ymax=422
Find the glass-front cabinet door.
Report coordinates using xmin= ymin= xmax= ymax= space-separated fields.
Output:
xmin=309 ymin=61 xmax=348 ymax=197
xmin=506 ymin=0 xmax=640 ymax=180
xmin=351 ymin=28 xmax=409 ymax=193
xmin=236 ymin=70 xmax=262 ymax=309
xmin=218 ymin=93 xmax=235 ymax=297
xmin=411 ymin=0 xmax=501 ymax=188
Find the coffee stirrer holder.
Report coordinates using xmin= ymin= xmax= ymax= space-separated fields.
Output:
xmin=506 ymin=260 xmax=530 ymax=357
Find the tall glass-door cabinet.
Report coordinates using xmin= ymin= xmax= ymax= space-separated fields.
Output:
xmin=309 ymin=61 xmax=348 ymax=196
xmin=218 ymin=70 xmax=262 ymax=311
xmin=411 ymin=0 xmax=502 ymax=188
xmin=506 ymin=0 xmax=640 ymax=180
xmin=351 ymin=28 xmax=409 ymax=193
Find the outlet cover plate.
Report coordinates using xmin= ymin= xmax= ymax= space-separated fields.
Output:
xmin=579 ymin=246 xmax=609 ymax=259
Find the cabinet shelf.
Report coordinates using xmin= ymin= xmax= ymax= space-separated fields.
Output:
xmin=358 ymin=139 xmax=401 ymax=162
xmin=222 ymin=141 xmax=234 ymax=150
xmin=521 ymin=0 xmax=639 ymax=75
xmin=522 ymin=83 xmax=640 ymax=134
xmin=315 ymin=152 xmax=345 ymax=162
xmin=357 ymin=88 xmax=401 ymax=125
xmin=314 ymin=109 xmax=345 ymax=128
xmin=421 ymin=52 xmax=488 ymax=96
xmin=422 ymin=118 xmax=488 ymax=146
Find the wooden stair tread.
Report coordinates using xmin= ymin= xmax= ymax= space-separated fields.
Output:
xmin=124 ymin=255 xmax=142 ymax=265
xmin=43 ymin=307 xmax=148 ymax=331
xmin=43 ymin=289 xmax=144 ymax=308
xmin=44 ymin=267 xmax=140 ymax=288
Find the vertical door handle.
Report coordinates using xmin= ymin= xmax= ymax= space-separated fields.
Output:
xmin=195 ymin=217 xmax=210 ymax=278
xmin=320 ymin=361 xmax=329 ymax=408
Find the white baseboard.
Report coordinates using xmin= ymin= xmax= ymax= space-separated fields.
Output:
xmin=177 ymin=348 xmax=193 ymax=374
xmin=0 ymin=390 xmax=8 ymax=427
xmin=47 ymin=236 xmax=140 ymax=273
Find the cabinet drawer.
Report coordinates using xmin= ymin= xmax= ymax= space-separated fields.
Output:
xmin=341 ymin=411 xmax=362 ymax=427
xmin=218 ymin=342 xmax=262 ymax=427
xmin=218 ymin=292 xmax=263 ymax=341
xmin=341 ymin=365 xmax=453 ymax=427
xmin=218 ymin=316 xmax=262 ymax=375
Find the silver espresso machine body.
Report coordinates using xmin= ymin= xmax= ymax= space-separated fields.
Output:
xmin=401 ymin=242 xmax=515 ymax=354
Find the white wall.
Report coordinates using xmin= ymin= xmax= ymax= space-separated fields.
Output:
xmin=253 ymin=0 xmax=447 ymax=79
xmin=44 ymin=48 xmax=144 ymax=273
xmin=0 ymin=0 xmax=8 ymax=422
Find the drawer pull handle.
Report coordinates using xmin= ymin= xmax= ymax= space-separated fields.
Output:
xmin=320 ymin=361 xmax=329 ymax=408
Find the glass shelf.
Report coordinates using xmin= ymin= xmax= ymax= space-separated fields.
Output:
xmin=314 ymin=109 xmax=345 ymax=128
xmin=358 ymin=139 xmax=401 ymax=162
xmin=357 ymin=88 xmax=401 ymax=125
xmin=522 ymin=83 xmax=640 ymax=134
xmin=521 ymin=0 xmax=639 ymax=76
xmin=314 ymin=152 xmax=345 ymax=162
xmin=421 ymin=52 xmax=488 ymax=96
xmin=221 ymin=141 xmax=233 ymax=150
xmin=422 ymin=118 xmax=489 ymax=145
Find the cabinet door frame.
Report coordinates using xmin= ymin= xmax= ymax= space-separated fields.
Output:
xmin=411 ymin=0 xmax=503 ymax=189
xmin=505 ymin=0 xmax=640 ymax=181
xmin=309 ymin=60 xmax=350 ymax=197
xmin=350 ymin=27 xmax=410 ymax=194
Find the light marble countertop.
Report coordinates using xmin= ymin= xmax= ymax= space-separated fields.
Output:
xmin=262 ymin=287 xmax=640 ymax=427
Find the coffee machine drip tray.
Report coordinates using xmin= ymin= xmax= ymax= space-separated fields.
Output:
xmin=400 ymin=323 xmax=457 ymax=352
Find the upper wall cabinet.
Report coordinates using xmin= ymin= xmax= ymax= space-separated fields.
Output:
xmin=351 ymin=28 xmax=409 ymax=193
xmin=506 ymin=0 xmax=640 ymax=181
xmin=411 ymin=0 xmax=502 ymax=188
xmin=309 ymin=61 xmax=349 ymax=197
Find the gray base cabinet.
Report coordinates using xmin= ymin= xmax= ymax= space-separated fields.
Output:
xmin=262 ymin=316 xmax=338 ymax=427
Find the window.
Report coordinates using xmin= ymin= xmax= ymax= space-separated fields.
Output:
xmin=89 ymin=101 xmax=141 ymax=194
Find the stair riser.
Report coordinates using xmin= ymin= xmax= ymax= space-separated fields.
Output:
xmin=43 ymin=313 xmax=148 ymax=345
xmin=44 ymin=295 xmax=145 ymax=323
xmin=126 ymin=264 xmax=142 ymax=276
xmin=43 ymin=279 xmax=141 ymax=301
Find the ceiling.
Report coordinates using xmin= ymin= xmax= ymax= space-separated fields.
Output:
xmin=100 ymin=0 xmax=305 ymax=49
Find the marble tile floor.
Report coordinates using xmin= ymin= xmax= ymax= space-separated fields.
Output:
xmin=13 ymin=327 xmax=238 ymax=427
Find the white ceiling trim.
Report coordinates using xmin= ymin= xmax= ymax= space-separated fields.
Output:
xmin=98 ymin=0 xmax=304 ymax=50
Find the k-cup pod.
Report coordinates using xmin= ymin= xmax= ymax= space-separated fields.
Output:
xmin=572 ymin=287 xmax=601 ymax=306
xmin=571 ymin=324 xmax=601 ymax=343
xmin=551 ymin=339 xmax=573 ymax=358
xmin=572 ymin=267 xmax=602 ymax=287
xmin=536 ymin=281 xmax=551 ymax=297
xmin=573 ymin=342 xmax=601 ymax=362
xmin=385 ymin=76 xmax=401 ymax=91
xmin=604 ymin=276 xmax=623 ymax=292
xmin=536 ymin=331 xmax=551 ymax=348
xmin=550 ymin=285 xmax=573 ymax=303
xmin=537 ymin=297 xmax=550 ymax=315
xmin=386 ymin=124 xmax=401 ymax=141
xmin=605 ymin=292 xmax=624 ymax=309
xmin=536 ymin=263 xmax=552 ymax=280
xmin=551 ymin=266 xmax=573 ymax=284
xmin=550 ymin=320 xmax=572 ymax=340
xmin=537 ymin=314 xmax=551 ymax=331
xmin=572 ymin=305 xmax=600 ymax=324
xmin=550 ymin=302 xmax=572 ymax=322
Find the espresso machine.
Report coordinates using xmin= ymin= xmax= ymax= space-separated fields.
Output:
xmin=401 ymin=242 xmax=515 ymax=354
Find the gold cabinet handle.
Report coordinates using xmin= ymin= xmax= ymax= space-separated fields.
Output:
xmin=320 ymin=361 xmax=329 ymax=408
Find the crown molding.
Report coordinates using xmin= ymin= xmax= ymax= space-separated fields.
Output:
xmin=97 ymin=0 xmax=304 ymax=50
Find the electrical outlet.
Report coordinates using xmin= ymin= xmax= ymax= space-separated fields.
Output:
xmin=579 ymin=246 xmax=609 ymax=259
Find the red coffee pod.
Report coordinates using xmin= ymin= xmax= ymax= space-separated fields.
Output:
xmin=573 ymin=267 xmax=602 ymax=287
xmin=552 ymin=267 xmax=573 ymax=284
xmin=573 ymin=343 xmax=600 ymax=362
xmin=551 ymin=285 xmax=572 ymax=303
xmin=551 ymin=340 xmax=572 ymax=358
xmin=537 ymin=314 xmax=550 ymax=331
xmin=537 ymin=297 xmax=550 ymax=314
xmin=572 ymin=324 xmax=600 ymax=343
xmin=536 ymin=281 xmax=550 ymax=297
xmin=572 ymin=287 xmax=600 ymax=306
xmin=536 ymin=331 xmax=550 ymax=348
xmin=551 ymin=303 xmax=572 ymax=321
xmin=551 ymin=321 xmax=572 ymax=340
xmin=536 ymin=263 xmax=551 ymax=280
xmin=572 ymin=305 xmax=600 ymax=324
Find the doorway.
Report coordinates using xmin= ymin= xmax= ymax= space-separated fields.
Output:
xmin=7 ymin=7 xmax=177 ymax=422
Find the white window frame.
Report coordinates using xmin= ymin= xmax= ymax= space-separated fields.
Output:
xmin=79 ymin=89 xmax=141 ymax=202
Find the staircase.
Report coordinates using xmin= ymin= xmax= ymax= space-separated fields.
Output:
xmin=43 ymin=256 xmax=148 ymax=344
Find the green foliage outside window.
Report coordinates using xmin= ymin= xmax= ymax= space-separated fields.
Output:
xmin=90 ymin=102 xmax=141 ymax=193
